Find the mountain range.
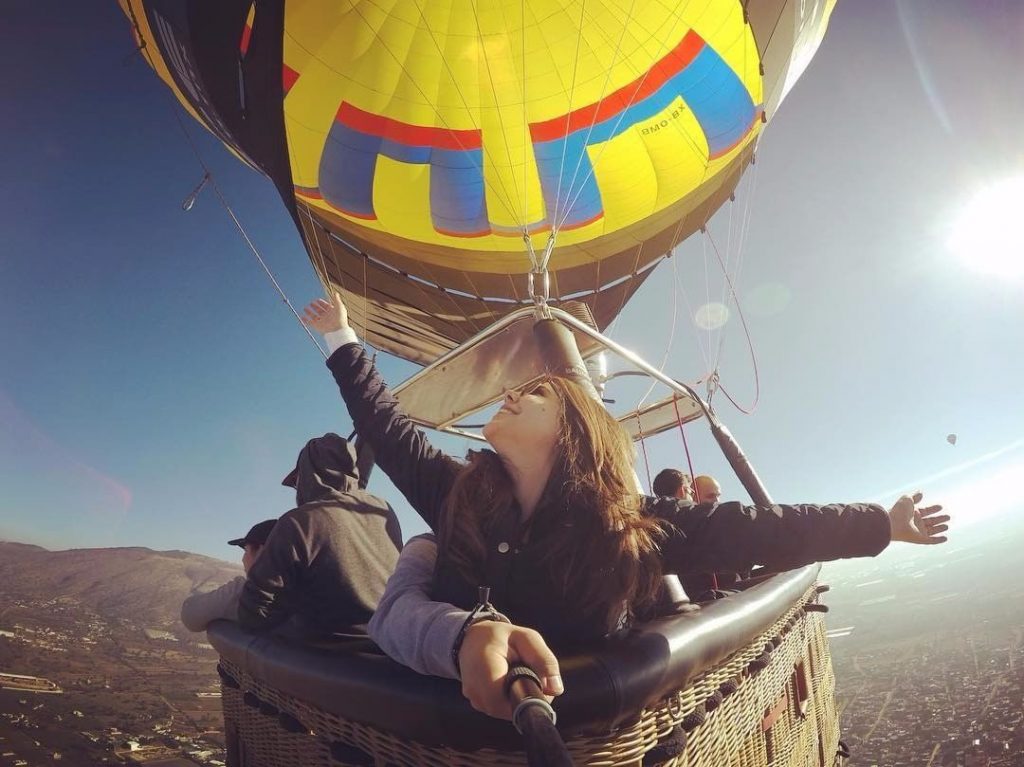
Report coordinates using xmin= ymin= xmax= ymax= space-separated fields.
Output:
xmin=0 ymin=541 xmax=241 ymax=628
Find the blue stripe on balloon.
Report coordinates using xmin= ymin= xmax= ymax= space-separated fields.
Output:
xmin=319 ymin=122 xmax=380 ymax=218
xmin=429 ymin=148 xmax=490 ymax=236
xmin=531 ymin=41 xmax=755 ymax=227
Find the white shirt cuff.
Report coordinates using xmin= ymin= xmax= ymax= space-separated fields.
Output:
xmin=324 ymin=327 xmax=359 ymax=353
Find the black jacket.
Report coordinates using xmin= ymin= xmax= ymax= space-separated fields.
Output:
xmin=328 ymin=343 xmax=890 ymax=646
xmin=237 ymin=437 xmax=403 ymax=637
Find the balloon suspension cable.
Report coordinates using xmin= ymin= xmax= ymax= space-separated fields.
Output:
xmin=183 ymin=168 xmax=328 ymax=360
xmin=701 ymin=226 xmax=761 ymax=415
xmin=673 ymin=396 xmax=716 ymax=589
xmin=123 ymin=6 xmax=327 ymax=359
xmin=634 ymin=248 xmax=683 ymax=413
xmin=635 ymin=415 xmax=653 ymax=494
xmin=672 ymin=397 xmax=698 ymax=493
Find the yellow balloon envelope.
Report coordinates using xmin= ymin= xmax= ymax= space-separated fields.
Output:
xmin=120 ymin=0 xmax=836 ymax=362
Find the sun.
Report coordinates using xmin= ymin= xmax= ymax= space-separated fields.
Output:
xmin=947 ymin=175 xmax=1024 ymax=278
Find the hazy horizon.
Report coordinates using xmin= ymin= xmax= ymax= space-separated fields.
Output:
xmin=2 ymin=0 xmax=1023 ymax=564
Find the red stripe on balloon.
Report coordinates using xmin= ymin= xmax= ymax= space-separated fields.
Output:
xmin=336 ymin=103 xmax=482 ymax=151
xmin=283 ymin=64 xmax=300 ymax=95
xmin=529 ymin=30 xmax=705 ymax=143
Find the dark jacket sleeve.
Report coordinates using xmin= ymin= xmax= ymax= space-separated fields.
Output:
xmin=655 ymin=499 xmax=891 ymax=574
xmin=237 ymin=514 xmax=306 ymax=632
xmin=326 ymin=343 xmax=460 ymax=531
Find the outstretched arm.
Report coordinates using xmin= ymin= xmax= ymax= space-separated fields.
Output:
xmin=887 ymin=492 xmax=949 ymax=544
xmin=180 ymin=576 xmax=245 ymax=632
xmin=658 ymin=492 xmax=947 ymax=575
xmin=302 ymin=294 xmax=458 ymax=531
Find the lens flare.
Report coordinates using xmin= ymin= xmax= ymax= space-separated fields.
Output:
xmin=948 ymin=175 xmax=1024 ymax=278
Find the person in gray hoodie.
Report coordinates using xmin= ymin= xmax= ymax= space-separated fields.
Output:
xmin=181 ymin=433 xmax=403 ymax=638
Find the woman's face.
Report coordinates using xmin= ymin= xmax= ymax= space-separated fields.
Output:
xmin=483 ymin=381 xmax=562 ymax=462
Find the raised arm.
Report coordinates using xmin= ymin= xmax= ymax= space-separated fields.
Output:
xmin=302 ymin=294 xmax=459 ymax=531
xmin=656 ymin=492 xmax=947 ymax=574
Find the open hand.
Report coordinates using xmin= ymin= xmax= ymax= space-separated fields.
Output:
xmin=458 ymin=622 xmax=563 ymax=720
xmin=301 ymin=292 xmax=348 ymax=334
xmin=888 ymin=492 xmax=948 ymax=545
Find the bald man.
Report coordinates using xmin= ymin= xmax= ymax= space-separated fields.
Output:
xmin=693 ymin=475 xmax=722 ymax=504
xmin=682 ymin=474 xmax=742 ymax=600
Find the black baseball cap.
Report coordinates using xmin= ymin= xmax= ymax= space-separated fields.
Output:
xmin=227 ymin=519 xmax=278 ymax=548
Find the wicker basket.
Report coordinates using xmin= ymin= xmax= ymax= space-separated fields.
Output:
xmin=217 ymin=582 xmax=842 ymax=767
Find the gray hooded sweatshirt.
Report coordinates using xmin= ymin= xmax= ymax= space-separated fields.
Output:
xmin=181 ymin=435 xmax=402 ymax=637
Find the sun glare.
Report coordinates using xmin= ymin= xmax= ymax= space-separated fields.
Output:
xmin=930 ymin=459 xmax=1024 ymax=532
xmin=948 ymin=175 xmax=1024 ymax=278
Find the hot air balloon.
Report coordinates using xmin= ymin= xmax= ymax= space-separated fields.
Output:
xmin=119 ymin=0 xmax=835 ymax=364
xmin=947 ymin=433 xmax=957 ymax=445
xmin=119 ymin=2 xmax=848 ymax=765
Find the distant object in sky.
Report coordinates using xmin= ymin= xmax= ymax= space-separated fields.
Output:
xmin=947 ymin=433 xmax=957 ymax=446
xmin=948 ymin=174 xmax=1024 ymax=278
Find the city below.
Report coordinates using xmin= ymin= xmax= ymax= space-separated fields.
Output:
xmin=2 ymin=521 xmax=1023 ymax=767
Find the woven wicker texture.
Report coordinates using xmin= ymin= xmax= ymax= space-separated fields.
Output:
xmin=219 ymin=584 xmax=840 ymax=766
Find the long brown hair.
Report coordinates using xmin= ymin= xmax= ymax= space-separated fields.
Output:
xmin=438 ymin=376 xmax=665 ymax=628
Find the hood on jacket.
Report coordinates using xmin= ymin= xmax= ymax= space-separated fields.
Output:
xmin=281 ymin=433 xmax=359 ymax=505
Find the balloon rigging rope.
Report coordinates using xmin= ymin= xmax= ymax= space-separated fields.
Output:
xmin=636 ymin=415 xmax=653 ymax=494
xmin=123 ymin=0 xmax=326 ymax=359
xmin=630 ymin=169 xmax=759 ymax=416
xmin=637 ymin=4 xmax=755 ymax=384
xmin=633 ymin=245 xmax=681 ymax=413
xmin=324 ymin=234 xmax=377 ymax=353
xmin=521 ymin=0 xmax=529 ymax=233
xmin=723 ymin=191 xmax=735 ymax=305
xmin=303 ymin=207 xmax=382 ymax=356
xmin=319 ymin=222 xmax=474 ymax=343
xmin=190 ymin=136 xmax=328 ymax=360
xmin=631 ymin=202 xmax=695 ymax=413
xmin=601 ymin=239 xmax=644 ymax=341
xmin=713 ymin=160 xmax=760 ymax=363
xmin=555 ymin=0 xmax=665 ymax=229
xmin=671 ymin=239 xmax=712 ymax=374
xmin=470 ymin=0 xmax=530 ymax=233
xmin=549 ymin=0 xmax=590 ymax=235
xmin=299 ymin=204 xmax=334 ymax=296
xmin=361 ymin=250 xmax=370 ymax=352
xmin=285 ymin=135 xmax=339 ymax=319
xmin=702 ymin=222 xmax=714 ymax=363
xmin=702 ymin=226 xmax=761 ymax=414
xmin=555 ymin=0 xmax=694 ymax=233
xmin=347 ymin=0 xmax=525 ymax=231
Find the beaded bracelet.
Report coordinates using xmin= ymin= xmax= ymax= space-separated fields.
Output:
xmin=451 ymin=585 xmax=510 ymax=675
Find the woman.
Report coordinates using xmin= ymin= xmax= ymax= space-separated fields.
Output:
xmin=302 ymin=294 xmax=949 ymax=720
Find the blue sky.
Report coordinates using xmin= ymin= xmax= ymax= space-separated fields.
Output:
xmin=2 ymin=1 xmax=1022 ymax=562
